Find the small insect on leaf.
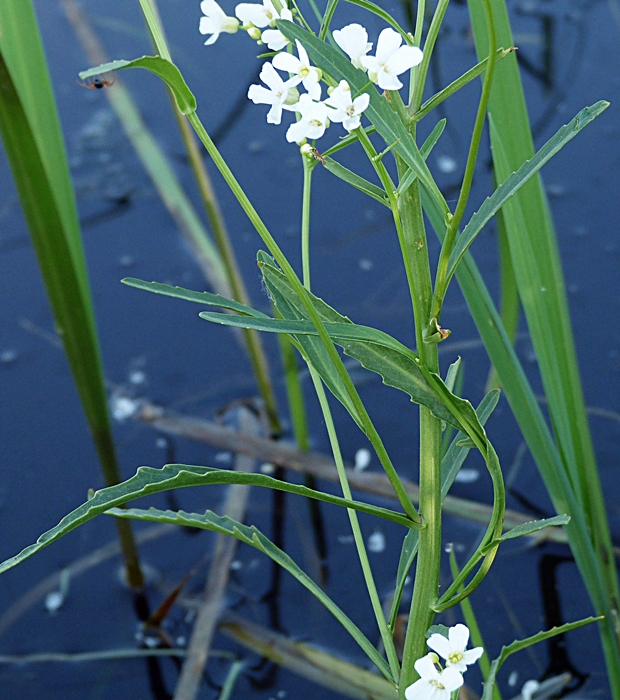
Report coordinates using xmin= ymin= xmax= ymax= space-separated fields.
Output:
xmin=77 ymin=74 xmax=116 ymax=90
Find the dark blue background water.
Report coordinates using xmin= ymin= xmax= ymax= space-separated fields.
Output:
xmin=1 ymin=0 xmax=619 ymax=697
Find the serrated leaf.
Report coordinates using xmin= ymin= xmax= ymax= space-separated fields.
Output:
xmin=496 ymin=514 xmax=570 ymax=542
xmin=109 ymin=505 xmax=393 ymax=680
xmin=481 ymin=617 xmax=601 ymax=700
xmin=0 ymin=463 xmax=422 ymax=578
xmin=122 ymin=278 xmax=269 ymax=318
xmin=276 ymin=20 xmax=449 ymax=217
xmin=257 ymin=251 xmax=464 ymax=430
xmin=447 ymin=102 xmax=609 ymax=283
xmin=79 ymin=56 xmax=196 ymax=114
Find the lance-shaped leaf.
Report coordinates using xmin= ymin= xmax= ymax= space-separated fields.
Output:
xmin=0 ymin=463 xmax=423 ymax=578
xmin=256 ymin=252 xmax=463 ymax=430
xmin=446 ymin=101 xmax=609 ymax=284
xmin=277 ymin=20 xmax=450 ymax=218
xmin=122 ymin=278 xmax=270 ymax=318
xmin=321 ymin=157 xmax=389 ymax=206
xmin=108 ymin=505 xmax=393 ymax=680
xmin=79 ymin=56 xmax=196 ymax=115
xmin=481 ymin=617 xmax=601 ymax=700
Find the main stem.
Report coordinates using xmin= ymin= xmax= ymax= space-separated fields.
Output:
xmin=396 ymin=175 xmax=443 ymax=696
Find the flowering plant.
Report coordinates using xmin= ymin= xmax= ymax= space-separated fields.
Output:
xmin=0 ymin=0 xmax=615 ymax=697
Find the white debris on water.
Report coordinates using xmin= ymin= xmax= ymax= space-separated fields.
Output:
xmin=358 ymin=258 xmax=374 ymax=271
xmin=214 ymin=451 xmax=232 ymax=464
xmin=354 ymin=448 xmax=371 ymax=471
xmin=454 ymin=468 xmax=480 ymax=484
xmin=367 ymin=530 xmax=386 ymax=553
xmin=0 ymin=349 xmax=18 ymax=364
xmin=45 ymin=590 xmax=65 ymax=614
xmin=508 ymin=671 xmax=519 ymax=687
xmin=110 ymin=394 xmax=140 ymax=421
xmin=437 ymin=154 xmax=457 ymax=174
xmin=260 ymin=462 xmax=276 ymax=474
xmin=129 ymin=370 xmax=146 ymax=385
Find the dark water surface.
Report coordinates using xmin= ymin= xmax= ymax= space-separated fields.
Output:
xmin=1 ymin=0 xmax=619 ymax=697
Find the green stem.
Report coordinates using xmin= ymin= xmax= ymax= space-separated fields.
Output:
xmin=186 ymin=110 xmax=419 ymax=523
xmin=431 ymin=0 xmax=497 ymax=321
xmin=302 ymin=156 xmax=312 ymax=288
xmin=145 ymin=0 xmax=281 ymax=435
xmin=389 ymin=130 xmax=443 ymax=695
xmin=410 ymin=0 xmax=450 ymax=114
xmin=309 ymin=367 xmax=401 ymax=682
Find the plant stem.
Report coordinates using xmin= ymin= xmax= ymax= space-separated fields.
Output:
xmin=186 ymin=111 xmax=419 ymax=523
xmin=146 ymin=0 xmax=281 ymax=435
xmin=309 ymin=367 xmax=401 ymax=682
xmin=431 ymin=0 xmax=497 ymax=321
xmin=396 ymin=182 xmax=443 ymax=696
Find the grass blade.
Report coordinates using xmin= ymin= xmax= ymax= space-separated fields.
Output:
xmin=0 ymin=0 xmax=143 ymax=587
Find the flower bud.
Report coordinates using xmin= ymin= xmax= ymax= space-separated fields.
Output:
xmin=247 ymin=26 xmax=262 ymax=40
xmin=300 ymin=143 xmax=313 ymax=158
xmin=428 ymin=652 xmax=439 ymax=665
xmin=222 ymin=17 xmax=240 ymax=35
xmin=284 ymin=87 xmax=300 ymax=105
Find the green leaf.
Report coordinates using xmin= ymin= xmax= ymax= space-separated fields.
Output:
xmin=388 ymin=529 xmax=419 ymax=630
xmin=277 ymin=20 xmax=450 ymax=217
xmin=0 ymin=463 xmax=422 ymax=577
xmin=122 ymin=278 xmax=269 ymax=318
xmin=481 ymin=617 xmax=601 ymax=700
xmin=0 ymin=3 xmax=122 ymax=489
xmin=322 ymin=157 xmax=389 ymax=206
xmin=493 ymin=514 xmax=570 ymax=544
xmin=257 ymin=252 xmax=466 ymax=431
xmin=396 ymin=119 xmax=446 ymax=196
xmin=109 ymin=505 xmax=393 ymax=680
xmin=79 ymin=56 xmax=196 ymax=115
xmin=413 ymin=48 xmax=513 ymax=123
xmin=343 ymin=0 xmax=412 ymax=42
xmin=446 ymin=102 xmax=609 ymax=284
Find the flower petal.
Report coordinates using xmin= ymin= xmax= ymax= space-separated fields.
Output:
xmin=376 ymin=71 xmax=403 ymax=91
xmin=440 ymin=668 xmax=464 ymax=693
xmin=262 ymin=28 xmax=290 ymax=50
xmin=353 ymin=92 xmax=369 ymax=113
xmin=286 ymin=120 xmax=309 ymax=143
xmin=385 ymin=45 xmax=423 ymax=75
xmin=449 ymin=624 xmax=470 ymax=652
xmin=427 ymin=633 xmax=452 ymax=660
xmin=333 ymin=23 xmax=371 ymax=68
xmin=414 ymin=654 xmax=440 ymax=682
xmin=463 ymin=647 xmax=484 ymax=665
xmin=272 ymin=52 xmax=301 ymax=73
xmin=404 ymin=679 xmax=432 ymax=700
xmin=248 ymin=84 xmax=276 ymax=105
xmin=375 ymin=28 xmax=402 ymax=63
xmin=258 ymin=61 xmax=283 ymax=92
xmin=266 ymin=102 xmax=283 ymax=124
xmin=201 ymin=0 xmax=225 ymax=18
xmin=235 ymin=3 xmax=269 ymax=26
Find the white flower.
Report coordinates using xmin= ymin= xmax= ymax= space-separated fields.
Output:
xmin=324 ymin=80 xmax=369 ymax=131
xmin=261 ymin=7 xmax=293 ymax=50
xmin=286 ymin=93 xmax=331 ymax=143
xmin=333 ymin=23 xmax=372 ymax=70
xmin=248 ymin=61 xmax=301 ymax=124
xmin=273 ymin=40 xmax=321 ymax=95
xmin=427 ymin=624 xmax=484 ymax=674
xmin=235 ymin=0 xmax=282 ymax=27
xmin=361 ymin=28 xmax=423 ymax=91
xmin=405 ymin=654 xmax=464 ymax=700
xmin=199 ymin=0 xmax=240 ymax=45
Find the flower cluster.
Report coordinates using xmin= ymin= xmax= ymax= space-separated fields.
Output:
xmin=198 ymin=1 xmax=424 ymax=146
xmin=405 ymin=624 xmax=483 ymax=700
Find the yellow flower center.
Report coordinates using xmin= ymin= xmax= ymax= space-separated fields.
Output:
xmin=448 ymin=651 xmax=464 ymax=665
xmin=430 ymin=680 xmax=445 ymax=690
